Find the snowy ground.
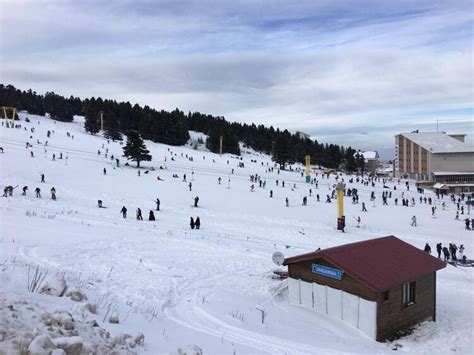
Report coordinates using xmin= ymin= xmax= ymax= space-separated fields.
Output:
xmin=0 ymin=113 xmax=473 ymax=354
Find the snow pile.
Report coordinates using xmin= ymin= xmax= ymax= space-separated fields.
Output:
xmin=0 ymin=296 xmax=145 ymax=355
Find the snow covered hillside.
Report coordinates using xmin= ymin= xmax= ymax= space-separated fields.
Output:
xmin=0 ymin=113 xmax=473 ymax=354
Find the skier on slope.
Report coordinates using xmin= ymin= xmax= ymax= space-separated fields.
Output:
xmin=22 ymin=186 xmax=28 ymax=195
xmin=362 ymin=202 xmax=367 ymax=212
xmin=148 ymin=210 xmax=155 ymax=221
xmin=285 ymin=197 xmax=289 ymax=207
xmin=190 ymin=217 xmax=195 ymax=229
xmin=136 ymin=208 xmax=143 ymax=220
xmin=194 ymin=196 xmax=199 ymax=207
xmin=50 ymin=187 xmax=56 ymax=200
xmin=35 ymin=187 xmax=41 ymax=198
xmin=302 ymin=196 xmax=307 ymax=206
xmin=120 ymin=206 xmax=127 ymax=218
xmin=411 ymin=215 xmax=417 ymax=227
xmin=195 ymin=217 xmax=201 ymax=230
xmin=424 ymin=243 xmax=431 ymax=254
xmin=436 ymin=243 xmax=442 ymax=258
xmin=40 ymin=173 xmax=45 ymax=183
xmin=156 ymin=198 xmax=160 ymax=211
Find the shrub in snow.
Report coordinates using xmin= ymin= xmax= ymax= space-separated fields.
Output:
xmin=135 ymin=333 xmax=145 ymax=346
xmin=52 ymin=336 xmax=83 ymax=355
xmin=175 ymin=344 xmax=203 ymax=355
xmin=39 ymin=274 xmax=67 ymax=297
xmin=109 ymin=313 xmax=119 ymax=324
xmin=65 ymin=287 xmax=88 ymax=302
xmin=27 ymin=334 xmax=54 ymax=354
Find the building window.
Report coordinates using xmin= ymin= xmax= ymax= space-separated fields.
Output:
xmin=383 ymin=291 xmax=390 ymax=302
xmin=403 ymin=281 xmax=416 ymax=307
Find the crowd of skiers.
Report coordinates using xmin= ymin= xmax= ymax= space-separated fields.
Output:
xmin=3 ymin=174 xmax=57 ymax=200
xmin=424 ymin=242 xmax=468 ymax=264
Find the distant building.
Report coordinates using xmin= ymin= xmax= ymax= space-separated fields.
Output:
xmin=295 ymin=131 xmax=311 ymax=140
xmin=354 ymin=150 xmax=379 ymax=173
xmin=395 ymin=131 xmax=474 ymax=190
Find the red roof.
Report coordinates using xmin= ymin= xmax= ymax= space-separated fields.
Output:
xmin=283 ymin=236 xmax=446 ymax=292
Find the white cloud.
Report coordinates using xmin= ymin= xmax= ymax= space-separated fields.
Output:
xmin=0 ymin=0 xmax=472 ymax=150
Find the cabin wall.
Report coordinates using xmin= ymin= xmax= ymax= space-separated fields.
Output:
xmin=376 ymin=273 xmax=436 ymax=341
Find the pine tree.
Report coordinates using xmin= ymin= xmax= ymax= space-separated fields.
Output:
xmin=84 ymin=98 xmax=100 ymax=134
xmin=103 ymin=107 xmax=122 ymax=141
xmin=123 ymin=131 xmax=152 ymax=168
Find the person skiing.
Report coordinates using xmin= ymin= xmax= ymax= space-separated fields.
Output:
xmin=436 ymin=243 xmax=442 ymax=259
xmin=136 ymin=208 xmax=143 ymax=220
xmin=22 ymin=186 xmax=28 ymax=195
xmin=195 ymin=217 xmax=201 ymax=230
xmin=35 ymin=187 xmax=41 ymax=198
xmin=410 ymin=215 xmax=417 ymax=227
xmin=148 ymin=210 xmax=155 ymax=221
xmin=190 ymin=217 xmax=195 ymax=229
xmin=194 ymin=196 xmax=199 ymax=207
xmin=316 ymin=194 xmax=320 ymax=202
xmin=459 ymin=244 xmax=465 ymax=261
xmin=120 ymin=206 xmax=127 ymax=218
xmin=455 ymin=211 xmax=460 ymax=220
xmin=302 ymin=196 xmax=307 ymax=206
xmin=98 ymin=200 xmax=103 ymax=208
xmin=103 ymin=168 xmax=106 ymax=175
xmin=465 ymin=218 xmax=471 ymax=230
xmin=356 ymin=216 xmax=361 ymax=228
xmin=362 ymin=202 xmax=367 ymax=212
xmin=442 ymin=246 xmax=450 ymax=261
xmin=424 ymin=243 xmax=431 ymax=254
xmin=156 ymin=198 xmax=160 ymax=211
xmin=50 ymin=187 xmax=56 ymax=200
xmin=189 ymin=182 xmax=192 ymax=191
xmin=285 ymin=197 xmax=289 ymax=207
xmin=270 ymin=190 xmax=273 ymax=198
xmin=40 ymin=173 xmax=45 ymax=183
xmin=183 ymin=174 xmax=187 ymax=182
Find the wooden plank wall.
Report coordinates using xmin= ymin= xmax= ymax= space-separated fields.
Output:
xmin=376 ymin=273 xmax=436 ymax=341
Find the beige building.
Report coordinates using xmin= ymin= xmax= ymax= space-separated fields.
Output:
xmin=395 ymin=132 xmax=474 ymax=185
xmin=295 ymin=131 xmax=311 ymax=140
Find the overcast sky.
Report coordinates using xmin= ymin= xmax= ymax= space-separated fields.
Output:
xmin=1 ymin=0 xmax=472 ymax=156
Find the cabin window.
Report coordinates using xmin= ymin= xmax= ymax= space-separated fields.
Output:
xmin=403 ymin=281 xmax=416 ymax=307
xmin=382 ymin=291 xmax=390 ymax=302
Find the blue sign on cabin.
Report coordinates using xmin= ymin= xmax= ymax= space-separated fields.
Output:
xmin=312 ymin=263 xmax=343 ymax=280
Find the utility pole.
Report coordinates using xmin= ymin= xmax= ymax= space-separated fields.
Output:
xmin=219 ymin=136 xmax=223 ymax=156
xmin=100 ymin=111 xmax=104 ymax=131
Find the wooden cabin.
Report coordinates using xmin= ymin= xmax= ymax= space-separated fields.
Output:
xmin=283 ymin=236 xmax=446 ymax=341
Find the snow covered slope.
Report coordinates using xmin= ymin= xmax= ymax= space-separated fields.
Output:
xmin=0 ymin=113 xmax=473 ymax=354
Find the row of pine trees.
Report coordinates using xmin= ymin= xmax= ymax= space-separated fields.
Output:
xmin=0 ymin=84 xmax=365 ymax=171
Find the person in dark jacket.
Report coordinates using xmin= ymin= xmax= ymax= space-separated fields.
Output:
xmin=120 ymin=206 xmax=127 ymax=218
xmin=442 ymin=246 xmax=450 ymax=261
xmin=22 ymin=186 xmax=28 ymax=195
xmin=195 ymin=217 xmax=201 ymax=230
xmin=190 ymin=217 xmax=195 ymax=229
xmin=156 ymin=198 xmax=160 ymax=211
xmin=194 ymin=196 xmax=199 ymax=207
xmin=149 ymin=210 xmax=155 ymax=221
xmin=136 ymin=208 xmax=143 ymax=220
xmin=424 ymin=243 xmax=431 ymax=254
xmin=436 ymin=243 xmax=442 ymax=259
